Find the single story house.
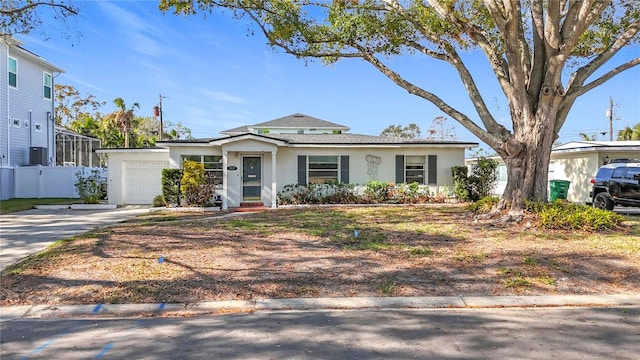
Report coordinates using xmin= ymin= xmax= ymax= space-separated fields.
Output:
xmin=468 ymin=140 xmax=640 ymax=203
xmin=98 ymin=114 xmax=478 ymax=208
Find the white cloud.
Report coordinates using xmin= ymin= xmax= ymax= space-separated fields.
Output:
xmin=203 ymin=90 xmax=248 ymax=104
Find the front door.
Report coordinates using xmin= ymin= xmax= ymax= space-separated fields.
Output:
xmin=242 ymin=156 xmax=262 ymax=202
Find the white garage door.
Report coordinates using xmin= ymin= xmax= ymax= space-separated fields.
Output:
xmin=123 ymin=161 xmax=168 ymax=204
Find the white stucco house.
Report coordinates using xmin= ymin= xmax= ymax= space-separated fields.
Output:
xmin=98 ymin=113 xmax=479 ymax=209
xmin=469 ymin=140 xmax=640 ymax=203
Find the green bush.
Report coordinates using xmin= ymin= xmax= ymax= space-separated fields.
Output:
xmin=364 ymin=180 xmax=393 ymax=202
xmin=466 ymin=196 xmax=499 ymax=213
xmin=452 ymin=157 xmax=498 ymax=202
xmin=152 ymin=195 xmax=167 ymax=207
xmin=180 ymin=161 xmax=215 ymax=206
xmin=530 ymin=201 xmax=622 ymax=231
xmin=451 ymin=166 xmax=469 ymax=201
xmin=161 ymin=168 xmax=183 ymax=206
xmin=74 ymin=168 xmax=106 ymax=204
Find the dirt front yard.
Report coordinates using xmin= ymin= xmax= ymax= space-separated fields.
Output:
xmin=1 ymin=206 xmax=638 ymax=306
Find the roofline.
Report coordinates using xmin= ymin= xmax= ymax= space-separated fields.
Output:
xmin=95 ymin=148 xmax=169 ymax=153
xmin=551 ymin=145 xmax=640 ymax=155
xmin=211 ymin=133 xmax=288 ymax=146
xmin=286 ymin=143 xmax=478 ymax=148
xmin=7 ymin=39 xmax=64 ymax=73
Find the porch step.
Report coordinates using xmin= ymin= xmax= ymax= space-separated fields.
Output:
xmin=240 ymin=202 xmax=264 ymax=207
xmin=232 ymin=202 xmax=268 ymax=213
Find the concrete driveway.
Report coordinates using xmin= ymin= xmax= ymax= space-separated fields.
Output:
xmin=0 ymin=206 xmax=151 ymax=271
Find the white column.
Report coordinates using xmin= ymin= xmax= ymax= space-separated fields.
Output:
xmin=271 ymin=151 xmax=277 ymax=208
xmin=222 ymin=151 xmax=228 ymax=210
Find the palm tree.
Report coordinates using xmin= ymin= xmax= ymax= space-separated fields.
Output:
xmin=617 ymin=123 xmax=640 ymax=141
xmin=104 ymin=98 xmax=140 ymax=148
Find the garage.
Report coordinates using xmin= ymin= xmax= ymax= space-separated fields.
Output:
xmin=123 ymin=161 xmax=168 ymax=204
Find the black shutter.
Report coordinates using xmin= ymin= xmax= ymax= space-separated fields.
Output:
xmin=428 ymin=155 xmax=437 ymax=184
xmin=395 ymin=155 xmax=405 ymax=184
xmin=297 ymin=155 xmax=307 ymax=185
xmin=340 ymin=156 xmax=349 ymax=183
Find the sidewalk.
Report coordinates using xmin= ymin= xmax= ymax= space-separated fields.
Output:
xmin=2 ymin=294 xmax=638 ymax=321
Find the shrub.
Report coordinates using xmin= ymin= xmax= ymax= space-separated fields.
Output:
xmin=452 ymin=157 xmax=498 ymax=202
xmin=74 ymin=168 xmax=106 ymax=204
xmin=529 ymin=201 xmax=623 ymax=231
xmin=180 ymin=161 xmax=215 ymax=206
xmin=466 ymin=196 xmax=499 ymax=213
xmin=161 ymin=168 xmax=183 ymax=206
xmin=364 ymin=180 xmax=393 ymax=202
xmin=152 ymin=195 xmax=167 ymax=207
xmin=451 ymin=166 xmax=469 ymax=201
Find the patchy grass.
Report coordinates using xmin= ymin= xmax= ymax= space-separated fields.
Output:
xmin=1 ymin=205 xmax=638 ymax=306
xmin=0 ymin=198 xmax=78 ymax=214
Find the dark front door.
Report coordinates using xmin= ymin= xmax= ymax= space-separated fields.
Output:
xmin=242 ymin=156 xmax=261 ymax=202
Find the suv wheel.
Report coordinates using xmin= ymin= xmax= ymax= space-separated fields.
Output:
xmin=593 ymin=193 xmax=614 ymax=211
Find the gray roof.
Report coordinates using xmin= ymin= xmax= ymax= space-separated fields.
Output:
xmin=266 ymin=133 xmax=476 ymax=145
xmin=221 ymin=113 xmax=350 ymax=135
xmin=158 ymin=133 xmax=478 ymax=147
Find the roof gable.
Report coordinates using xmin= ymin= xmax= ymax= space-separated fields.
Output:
xmin=221 ymin=113 xmax=350 ymax=135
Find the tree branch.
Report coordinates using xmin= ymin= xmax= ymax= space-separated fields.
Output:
xmin=566 ymin=20 xmax=640 ymax=96
xmin=355 ymin=45 xmax=503 ymax=148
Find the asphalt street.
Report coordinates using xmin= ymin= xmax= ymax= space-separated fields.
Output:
xmin=1 ymin=306 xmax=639 ymax=359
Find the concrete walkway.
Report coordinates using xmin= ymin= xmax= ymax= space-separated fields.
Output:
xmin=0 ymin=206 xmax=151 ymax=271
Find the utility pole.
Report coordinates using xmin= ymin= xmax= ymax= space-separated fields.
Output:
xmin=154 ymin=95 xmax=167 ymax=140
xmin=606 ymin=97 xmax=613 ymax=141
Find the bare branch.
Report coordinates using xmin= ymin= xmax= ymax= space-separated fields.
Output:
xmin=566 ymin=20 xmax=640 ymax=95
xmin=355 ymin=45 xmax=503 ymax=148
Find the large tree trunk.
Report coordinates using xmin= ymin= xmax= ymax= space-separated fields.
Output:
xmin=497 ymin=108 xmax=557 ymax=213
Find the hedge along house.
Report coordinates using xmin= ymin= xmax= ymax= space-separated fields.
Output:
xmin=98 ymin=114 xmax=478 ymax=209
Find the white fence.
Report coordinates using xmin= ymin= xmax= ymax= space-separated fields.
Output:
xmin=13 ymin=165 xmax=106 ymax=199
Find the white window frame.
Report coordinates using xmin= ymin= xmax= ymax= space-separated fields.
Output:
xmin=35 ymin=122 xmax=43 ymax=132
xmin=405 ymin=155 xmax=425 ymax=184
xmin=8 ymin=57 xmax=17 ymax=88
xmin=43 ymin=72 xmax=52 ymax=100
xmin=12 ymin=118 xmax=21 ymax=128
xmin=181 ymin=155 xmax=223 ymax=185
xmin=307 ymin=155 xmax=340 ymax=184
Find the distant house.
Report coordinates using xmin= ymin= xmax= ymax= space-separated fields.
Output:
xmin=1 ymin=36 xmax=64 ymax=200
xmin=98 ymin=113 xmax=479 ymax=208
xmin=468 ymin=141 xmax=640 ymax=203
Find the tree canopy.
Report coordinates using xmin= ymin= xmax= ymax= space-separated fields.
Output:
xmin=55 ymin=84 xmax=193 ymax=149
xmin=160 ymin=0 xmax=640 ymax=213
xmin=1 ymin=0 xmax=78 ymax=38
xmin=380 ymin=123 xmax=421 ymax=138
xmin=618 ymin=123 xmax=640 ymax=140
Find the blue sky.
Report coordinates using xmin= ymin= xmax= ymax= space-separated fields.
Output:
xmin=19 ymin=0 xmax=640 ymax=146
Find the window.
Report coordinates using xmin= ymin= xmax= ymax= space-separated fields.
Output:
xmin=405 ymin=156 xmax=425 ymax=184
xmin=308 ymin=155 xmax=339 ymax=184
xmin=43 ymin=72 xmax=52 ymax=100
xmin=35 ymin=123 xmax=42 ymax=132
xmin=182 ymin=155 xmax=223 ymax=185
xmin=8 ymin=57 xmax=17 ymax=87
xmin=396 ymin=155 xmax=437 ymax=185
xmin=497 ymin=164 xmax=507 ymax=182
xmin=12 ymin=118 xmax=21 ymax=128
xmin=625 ymin=167 xmax=640 ymax=180
xmin=611 ymin=167 xmax=626 ymax=179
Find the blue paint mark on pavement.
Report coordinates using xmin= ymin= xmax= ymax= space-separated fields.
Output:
xmin=158 ymin=256 xmax=165 ymax=264
xmin=95 ymin=343 xmax=113 ymax=359
xmin=93 ymin=303 xmax=103 ymax=314
xmin=158 ymin=302 xmax=166 ymax=310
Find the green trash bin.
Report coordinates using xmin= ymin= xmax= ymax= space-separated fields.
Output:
xmin=549 ymin=180 xmax=571 ymax=202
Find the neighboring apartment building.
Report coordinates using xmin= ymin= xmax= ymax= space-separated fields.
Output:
xmin=1 ymin=36 xmax=63 ymax=199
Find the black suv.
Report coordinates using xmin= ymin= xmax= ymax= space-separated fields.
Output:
xmin=590 ymin=161 xmax=640 ymax=210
